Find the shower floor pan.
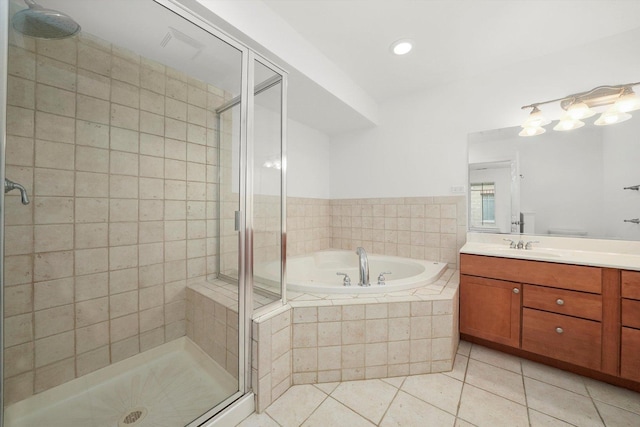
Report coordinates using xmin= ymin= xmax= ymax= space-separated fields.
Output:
xmin=4 ymin=337 xmax=237 ymax=427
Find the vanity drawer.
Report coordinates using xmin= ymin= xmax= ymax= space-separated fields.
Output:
xmin=523 ymin=284 xmax=602 ymax=321
xmin=522 ymin=308 xmax=602 ymax=370
xmin=460 ymin=254 xmax=602 ymax=294
xmin=622 ymin=299 xmax=640 ymax=329
xmin=621 ymin=271 xmax=640 ymax=300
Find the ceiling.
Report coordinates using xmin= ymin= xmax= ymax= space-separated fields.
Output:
xmin=262 ymin=0 xmax=640 ymax=103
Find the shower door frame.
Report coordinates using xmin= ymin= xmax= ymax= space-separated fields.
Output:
xmin=154 ymin=1 xmax=255 ymax=424
xmin=0 ymin=2 xmax=8 ymax=426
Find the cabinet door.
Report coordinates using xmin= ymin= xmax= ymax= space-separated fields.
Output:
xmin=460 ymin=275 xmax=521 ymax=347
xmin=621 ymin=327 xmax=640 ymax=382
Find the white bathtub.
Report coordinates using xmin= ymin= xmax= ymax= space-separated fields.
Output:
xmin=256 ymin=250 xmax=448 ymax=294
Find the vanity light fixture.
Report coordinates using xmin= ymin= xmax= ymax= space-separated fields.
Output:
xmin=390 ymin=39 xmax=413 ymax=55
xmin=519 ymin=82 xmax=640 ymax=136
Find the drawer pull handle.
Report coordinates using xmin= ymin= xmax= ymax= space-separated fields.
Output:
xmin=513 ymin=288 xmax=520 ymax=294
xmin=556 ymin=327 xmax=564 ymax=334
xmin=556 ymin=299 xmax=565 ymax=306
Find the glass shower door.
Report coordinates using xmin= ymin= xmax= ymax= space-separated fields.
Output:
xmin=251 ymin=58 xmax=286 ymax=311
xmin=1 ymin=0 xmax=250 ymax=425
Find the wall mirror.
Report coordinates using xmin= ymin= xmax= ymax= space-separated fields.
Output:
xmin=468 ymin=116 xmax=640 ymax=241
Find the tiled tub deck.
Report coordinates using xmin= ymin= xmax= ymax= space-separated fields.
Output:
xmin=188 ymin=269 xmax=460 ymax=412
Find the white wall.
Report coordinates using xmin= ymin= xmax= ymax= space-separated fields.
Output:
xmin=287 ymin=118 xmax=331 ymax=199
xmin=329 ymin=28 xmax=640 ymax=199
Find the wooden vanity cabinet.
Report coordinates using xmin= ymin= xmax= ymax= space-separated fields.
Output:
xmin=621 ymin=271 xmax=640 ymax=382
xmin=460 ymin=254 xmax=609 ymax=372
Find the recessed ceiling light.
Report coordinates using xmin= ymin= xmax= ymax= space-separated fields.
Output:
xmin=390 ymin=39 xmax=413 ymax=55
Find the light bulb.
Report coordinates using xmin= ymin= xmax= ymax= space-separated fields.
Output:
xmin=614 ymin=90 xmax=640 ymax=113
xmin=518 ymin=126 xmax=545 ymax=137
xmin=553 ymin=117 xmax=584 ymax=131
xmin=390 ymin=39 xmax=413 ymax=55
xmin=566 ymin=102 xmax=595 ymax=119
xmin=594 ymin=106 xmax=632 ymax=126
xmin=521 ymin=107 xmax=550 ymax=128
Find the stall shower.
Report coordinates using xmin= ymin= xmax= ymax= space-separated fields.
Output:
xmin=1 ymin=0 xmax=286 ymax=426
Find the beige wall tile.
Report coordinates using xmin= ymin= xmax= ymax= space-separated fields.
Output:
xmin=34 ymin=251 xmax=73 ymax=282
xmin=6 ymin=135 xmax=35 ymax=166
xmin=111 ymin=336 xmax=140 ymax=363
xmin=77 ymin=68 xmax=110 ymax=100
xmin=75 ymin=273 xmax=108 ymax=302
xmin=5 ymin=225 xmax=34 ymax=256
xmin=110 ymin=127 xmax=139 ymax=153
xmin=110 ymin=199 xmax=138 ymax=222
xmin=110 ymin=222 xmax=138 ymax=246
xmin=35 ymin=140 xmax=74 ymax=170
xmin=75 ymin=248 xmax=109 ymax=276
xmin=76 ymin=297 xmax=109 ymax=328
xmin=76 ymin=346 xmax=110 ymax=376
xmin=78 ymin=43 xmax=111 ymax=76
xmin=7 ymin=106 xmax=34 ymax=137
xmin=110 ymin=290 xmax=139 ymax=319
xmin=109 ymin=268 xmax=138 ymax=294
xmin=4 ymin=283 xmax=33 ymax=317
xmin=109 ymin=245 xmax=138 ymax=270
xmin=75 ymin=223 xmax=108 ymax=248
xmin=77 ymin=95 xmax=109 ymax=124
xmin=8 ymin=75 xmax=35 ymax=109
xmin=76 ymin=146 xmax=109 ymax=173
xmin=4 ymin=342 xmax=34 ymax=378
xmin=36 ymin=84 xmax=75 ymax=117
xmin=36 ymin=56 xmax=75 ymax=91
xmin=35 ymin=304 xmax=74 ymax=339
xmin=34 ymin=357 xmax=75 ymax=394
xmin=34 ymin=277 xmax=74 ymax=310
xmin=34 ymin=168 xmax=74 ymax=197
xmin=35 ymin=330 xmax=74 ymax=368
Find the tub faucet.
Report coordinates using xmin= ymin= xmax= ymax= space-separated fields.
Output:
xmin=355 ymin=247 xmax=370 ymax=287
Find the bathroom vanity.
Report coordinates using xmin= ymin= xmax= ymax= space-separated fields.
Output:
xmin=459 ymin=234 xmax=640 ymax=392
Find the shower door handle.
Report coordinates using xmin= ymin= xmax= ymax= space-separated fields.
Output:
xmin=235 ymin=210 xmax=241 ymax=231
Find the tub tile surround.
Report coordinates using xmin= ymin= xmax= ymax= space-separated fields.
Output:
xmin=286 ymin=196 xmax=466 ymax=269
xmin=246 ymin=268 xmax=459 ymax=412
xmin=3 ymin=32 xmax=229 ymax=405
xmin=331 ymin=196 xmax=466 ymax=269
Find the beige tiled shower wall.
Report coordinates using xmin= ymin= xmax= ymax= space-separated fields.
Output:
xmin=286 ymin=197 xmax=331 ymax=257
xmin=3 ymin=32 xmax=227 ymax=406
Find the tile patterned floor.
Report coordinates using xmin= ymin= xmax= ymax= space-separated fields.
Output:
xmin=237 ymin=341 xmax=640 ymax=426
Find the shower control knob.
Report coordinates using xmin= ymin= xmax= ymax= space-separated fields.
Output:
xmin=336 ymin=272 xmax=351 ymax=286
xmin=377 ymin=272 xmax=391 ymax=285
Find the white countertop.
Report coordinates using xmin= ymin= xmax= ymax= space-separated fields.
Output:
xmin=461 ymin=233 xmax=640 ymax=271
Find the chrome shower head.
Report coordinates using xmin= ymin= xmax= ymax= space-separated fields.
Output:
xmin=12 ymin=0 xmax=80 ymax=40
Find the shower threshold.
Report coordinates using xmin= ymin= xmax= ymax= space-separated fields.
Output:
xmin=4 ymin=338 xmax=237 ymax=427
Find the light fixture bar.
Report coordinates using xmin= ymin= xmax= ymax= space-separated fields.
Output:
xmin=521 ymin=81 xmax=640 ymax=112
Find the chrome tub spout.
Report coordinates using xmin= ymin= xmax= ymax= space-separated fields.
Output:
xmin=355 ymin=247 xmax=370 ymax=286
